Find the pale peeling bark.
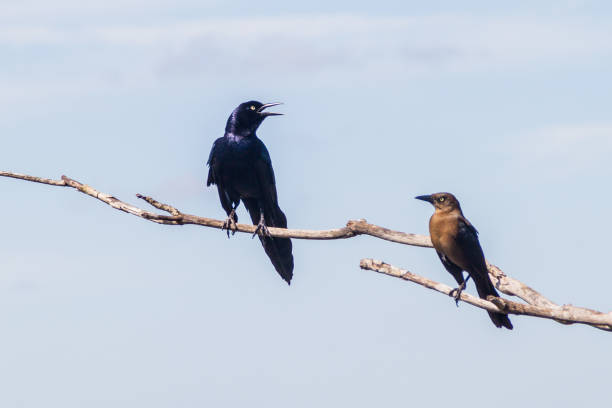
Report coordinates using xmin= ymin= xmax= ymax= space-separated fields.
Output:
xmin=360 ymin=259 xmax=612 ymax=331
xmin=2 ymin=171 xmax=611 ymax=331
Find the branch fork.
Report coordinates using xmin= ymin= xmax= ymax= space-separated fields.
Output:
xmin=2 ymin=171 xmax=611 ymax=331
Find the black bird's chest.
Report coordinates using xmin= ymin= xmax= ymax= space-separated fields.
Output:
xmin=214 ymin=135 xmax=264 ymax=196
xmin=216 ymin=136 xmax=259 ymax=170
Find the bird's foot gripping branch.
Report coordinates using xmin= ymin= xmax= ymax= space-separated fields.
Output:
xmin=2 ymin=170 xmax=612 ymax=331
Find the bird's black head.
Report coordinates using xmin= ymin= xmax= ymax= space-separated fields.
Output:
xmin=415 ymin=192 xmax=462 ymax=212
xmin=225 ymin=100 xmax=283 ymax=136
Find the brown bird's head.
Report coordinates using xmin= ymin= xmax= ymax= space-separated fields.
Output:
xmin=415 ymin=192 xmax=462 ymax=212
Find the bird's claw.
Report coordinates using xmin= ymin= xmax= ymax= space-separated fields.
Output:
xmin=252 ymin=221 xmax=271 ymax=238
xmin=221 ymin=210 xmax=237 ymax=238
xmin=449 ymin=282 xmax=466 ymax=307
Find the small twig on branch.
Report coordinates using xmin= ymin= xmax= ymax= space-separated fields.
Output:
xmin=360 ymin=259 xmax=612 ymax=331
xmin=2 ymin=171 xmax=611 ymax=331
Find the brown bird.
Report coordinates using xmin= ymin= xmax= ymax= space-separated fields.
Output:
xmin=416 ymin=192 xmax=513 ymax=329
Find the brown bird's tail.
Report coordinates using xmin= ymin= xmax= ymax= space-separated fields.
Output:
xmin=473 ymin=271 xmax=513 ymax=329
xmin=243 ymin=199 xmax=294 ymax=284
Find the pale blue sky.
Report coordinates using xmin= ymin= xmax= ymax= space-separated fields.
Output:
xmin=1 ymin=1 xmax=611 ymax=407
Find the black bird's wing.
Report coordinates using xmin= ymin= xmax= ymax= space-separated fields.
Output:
xmin=206 ymin=137 xmax=222 ymax=186
xmin=456 ymin=216 xmax=513 ymax=329
xmin=242 ymin=139 xmax=294 ymax=284
xmin=206 ymin=137 xmax=237 ymax=219
xmin=252 ymin=139 xmax=288 ymax=223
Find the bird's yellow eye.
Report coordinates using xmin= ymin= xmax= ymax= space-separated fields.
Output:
xmin=438 ymin=197 xmax=445 ymax=202
xmin=250 ymin=105 xmax=256 ymax=111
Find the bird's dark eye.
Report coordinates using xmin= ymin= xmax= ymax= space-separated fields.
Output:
xmin=250 ymin=105 xmax=256 ymax=111
xmin=438 ymin=197 xmax=445 ymax=202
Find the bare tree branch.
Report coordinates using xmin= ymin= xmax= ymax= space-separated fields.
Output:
xmin=0 ymin=171 xmax=68 ymax=186
xmin=2 ymin=171 xmax=611 ymax=331
xmin=360 ymin=259 xmax=612 ymax=331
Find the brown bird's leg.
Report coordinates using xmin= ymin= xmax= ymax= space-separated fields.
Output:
xmin=221 ymin=205 xmax=238 ymax=238
xmin=449 ymin=274 xmax=472 ymax=306
xmin=252 ymin=206 xmax=271 ymax=238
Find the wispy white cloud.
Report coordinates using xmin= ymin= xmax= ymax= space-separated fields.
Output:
xmin=0 ymin=0 xmax=217 ymax=21
xmin=502 ymin=123 xmax=612 ymax=174
xmin=519 ymin=124 xmax=612 ymax=155
xmin=3 ymin=15 xmax=611 ymax=62
xmin=1 ymin=14 xmax=611 ymax=103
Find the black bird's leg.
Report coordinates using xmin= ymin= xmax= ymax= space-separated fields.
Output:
xmin=449 ymin=274 xmax=472 ymax=306
xmin=252 ymin=206 xmax=271 ymax=238
xmin=222 ymin=204 xmax=238 ymax=238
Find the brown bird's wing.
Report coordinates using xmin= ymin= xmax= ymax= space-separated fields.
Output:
xmin=455 ymin=215 xmax=486 ymax=273
xmin=436 ymin=250 xmax=465 ymax=286
xmin=459 ymin=214 xmax=478 ymax=236
xmin=455 ymin=216 xmax=513 ymax=329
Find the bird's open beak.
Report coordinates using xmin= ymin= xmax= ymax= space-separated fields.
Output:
xmin=415 ymin=195 xmax=434 ymax=204
xmin=257 ymin=102 xmax=283 ymax=116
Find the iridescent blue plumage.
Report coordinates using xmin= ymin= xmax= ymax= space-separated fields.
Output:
xmin=207 ymin=101 xmax=294 ymax=284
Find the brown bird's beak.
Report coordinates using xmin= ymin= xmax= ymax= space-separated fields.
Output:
xmin=257 ymin=102 xmax=283 ymax=117
xmin=415 ymin=195 xmax=434 ymax=204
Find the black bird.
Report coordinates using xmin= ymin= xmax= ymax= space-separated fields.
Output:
xmin=416 ymin=192 xmax=513 ymax=329
xmin=206 ymin=101 xmax=294 ymax=284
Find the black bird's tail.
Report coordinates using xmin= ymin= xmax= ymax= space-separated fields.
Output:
xmin=243 ymin=199 xmax=294 ymax=284
xmin=473 ymin=271 xmax=513 ymax=330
